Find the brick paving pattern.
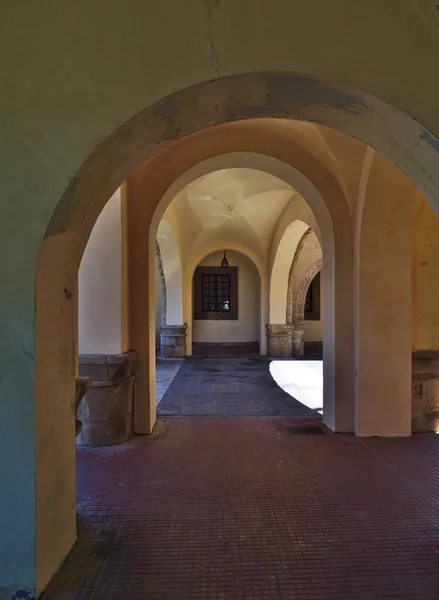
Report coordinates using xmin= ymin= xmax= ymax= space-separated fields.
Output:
xmin=42 ymin=418 xmax=439 ymax=599
xmin=157 ymin=357 xmax=317 ymax=417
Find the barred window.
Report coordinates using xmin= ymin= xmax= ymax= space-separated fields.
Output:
xmin=194 ymin=267 xmax=238 ymax=320
xmin=202 ymin=274 xmax=231 ymax=312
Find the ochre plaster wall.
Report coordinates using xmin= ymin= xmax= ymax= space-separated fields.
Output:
xmin=78 ymin=189 xmax=122 ymax=354
xmin=355 ymin=154 xmax=417 ymax=437
xmin=193 ymin=251 xmax=260 ymax=345
xmin=412 ymin=196 xmax=439 ymax=351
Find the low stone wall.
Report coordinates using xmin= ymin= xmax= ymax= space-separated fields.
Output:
xmin=77 ymin=350 xmax=138 ymax=446
xmin=266 ymin=324 xmax=294 ymax=358
xmin=160 ymin=324 xmax=187 ymax=358
xmin=412 ymin=350 xmax=439 ymax=433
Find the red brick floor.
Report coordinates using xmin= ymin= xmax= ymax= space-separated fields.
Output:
xmin=42 ymin=418 xmax=439 ymax=599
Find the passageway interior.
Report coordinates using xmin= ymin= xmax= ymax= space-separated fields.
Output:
xmin=30 ymin=108 xmax=439 ymax=599
xmin=67 ymin=117 xmax=439 ymax=599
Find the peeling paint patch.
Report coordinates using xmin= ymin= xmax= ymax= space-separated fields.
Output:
xmin=203 ymin=0 xmax=221 ymax=77
xmin=21 ymin=342 xmax=34 ymax=362
xmin=266 ymin=75 xmax=367 ymax=114
xmin=155 ymin=102 xmax=183 ymax=139
xmin=421 ymin=129 xmax=439 ymax=153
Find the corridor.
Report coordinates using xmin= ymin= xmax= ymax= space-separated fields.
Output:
xmin=43 ymin=418 xmax=439 ymax=599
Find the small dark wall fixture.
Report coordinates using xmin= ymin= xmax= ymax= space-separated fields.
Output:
xmin=304 ymin=272 xmax=321 ymax=321
xmin=194 ymin=266 xmax=238 ymax=320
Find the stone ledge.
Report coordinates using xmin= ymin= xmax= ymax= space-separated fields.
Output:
xmin=77 ymin=351 xmax=138 ymax=447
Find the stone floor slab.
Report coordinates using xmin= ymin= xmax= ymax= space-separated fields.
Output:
xmin=157 ymin=357 xmax=317 ymax=418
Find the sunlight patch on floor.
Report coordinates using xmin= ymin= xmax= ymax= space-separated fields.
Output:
xmin=269 ymin=360 xmax=323 ymax=414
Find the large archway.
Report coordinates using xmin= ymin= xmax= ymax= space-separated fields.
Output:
xmin=15 ymin=73 xmax=439 ymax=596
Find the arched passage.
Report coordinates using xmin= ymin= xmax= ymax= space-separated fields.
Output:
xmin=24 ymin=74 xmax=439 ymax=595
xmin=185 ymin=244 xmax=266 ymax=356
xmin=144 ymin=149 xmax=348 ymax=432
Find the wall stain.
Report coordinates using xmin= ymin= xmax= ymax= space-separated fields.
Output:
xmin=203 ymin=0 xmax=221 ymax=77
xmin=266 ymin=75 xmax=367 ymax=114
xmin=21 ymin=342 xmax=34 ymax=362
xmin=64 ymin=287 xmax=73 ymax=299
xmin=421 ymin=129 xmax=439 ymax=153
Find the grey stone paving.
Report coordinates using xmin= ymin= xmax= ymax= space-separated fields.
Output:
xmin=156 ymin=359 xmax=183 ymax=406
xmin=156 ymin=357 xmax=317 ymax=417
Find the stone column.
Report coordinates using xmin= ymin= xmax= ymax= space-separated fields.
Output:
xmin=266 ymin=324 xmax=294 ymax=358
xmin=160 ymin=324 xmax=187 ymax=358
xmin=292 ymin=327 xmax=305 ymax=356
xmin=412 ymin=351 xmax=439 ymax=432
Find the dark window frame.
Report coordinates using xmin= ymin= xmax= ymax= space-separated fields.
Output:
xmin=194 ymin=266 xmax=238 ymax=320
xmin=304 ymin=271 xmax=321 ymax=321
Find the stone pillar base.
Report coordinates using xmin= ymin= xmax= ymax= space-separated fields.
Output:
xmin=77 ymin=350 xmax=138 ymax=446
xmin=292 ymin=328 xmax=305 ymax=356
xmin=412 ymin=350 xmax=439 ymax=432
xmin=75 ymin=376 xmax=92 ymax=436
xmin=266 ymin=324 xmax=294 ymax=358
xmin=160 ymin=324 xmax=187 ymax=358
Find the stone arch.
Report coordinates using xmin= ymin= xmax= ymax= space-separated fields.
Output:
xmin=295 ymin=259 xmax=324 ymax=325
xmin=184 ymin=241 xmax=267 ymax=356
xmin=46 ymin=73 xmax=439 ymax=240
xmin=144 ymin=149 xmax=345 ymax=427
xmin=286 ymin=228 xmax=312 ymax=324
xmin=32 ymin=72 xmax=438 ymax=595
xmin=285 ymin=228 xmax=323 ymax=326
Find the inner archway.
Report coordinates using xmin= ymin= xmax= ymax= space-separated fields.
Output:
xmin=191 ymin=249 xmax=262 ymax=357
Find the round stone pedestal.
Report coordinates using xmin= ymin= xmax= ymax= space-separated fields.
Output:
xmin=266 ymin=324 xmax=294 ymax=358
xmin=292 ymin=329 xmax=305 ymax=356
xmin=77 ymin=350 xmax=138 ymax=447
xmin=160 ymin=324 xmax=187 ymax=358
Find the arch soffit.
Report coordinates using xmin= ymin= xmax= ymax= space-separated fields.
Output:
xmin=185 ymin=241 xmax=265 ymax=288
xmin=269 ymin=196 xmax=320 ymax=275
xmin=47 ymin=73 xmax=439 ymax=241
xmin=156 ymin=219 xmax=182 ymax=285
xmin=151 ymin=153 xmax=335 ymax=265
